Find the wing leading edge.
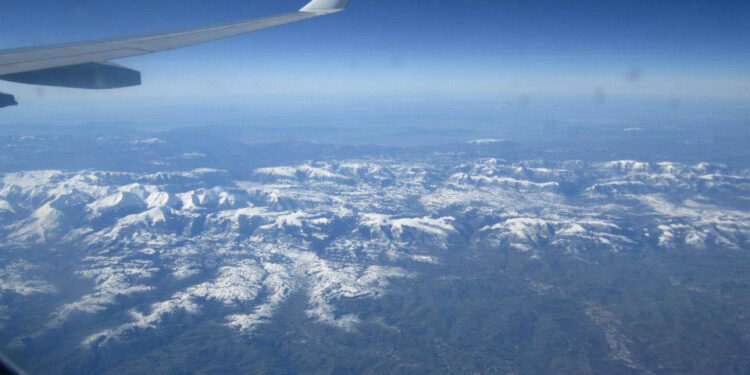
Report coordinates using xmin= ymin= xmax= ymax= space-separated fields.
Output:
xmin=0 ymin=0 xmax=350 ymax=108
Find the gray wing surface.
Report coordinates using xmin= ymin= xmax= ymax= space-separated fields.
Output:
xmin=0 ymin=12 xmax=318 ymax=76
xmin=0 ymin=0 xmax=349 ymax=107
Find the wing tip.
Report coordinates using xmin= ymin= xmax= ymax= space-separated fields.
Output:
xmin=300 ymin=0 xmax=349 ymax=14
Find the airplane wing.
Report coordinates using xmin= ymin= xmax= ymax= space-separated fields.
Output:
xmin=0 ymin=0 xmax=349 ymax=107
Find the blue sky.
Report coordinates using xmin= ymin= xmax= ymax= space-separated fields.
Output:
xmin=0 ymin=0 xmax=748 ymax=125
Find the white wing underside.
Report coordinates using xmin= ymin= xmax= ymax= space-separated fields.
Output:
xmin=0 ymin=0 xmax=349 ymax=76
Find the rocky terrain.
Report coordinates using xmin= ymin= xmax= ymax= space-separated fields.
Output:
xmin=2 ymin=156 xmax=748 ymax=346
xmin=1 ymin=130 xmax=749 ymax=374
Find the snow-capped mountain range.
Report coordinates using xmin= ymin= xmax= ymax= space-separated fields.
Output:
xmin=1 ymin=157 xmax=748 ymax=349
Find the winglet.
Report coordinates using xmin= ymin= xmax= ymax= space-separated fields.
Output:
xmin=300 ymin=0 xmax=350 ymax=14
